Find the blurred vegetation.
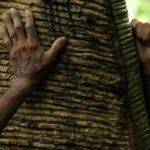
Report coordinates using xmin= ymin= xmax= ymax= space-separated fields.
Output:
xmin=126 ymin=0 xmax=150 ymax=22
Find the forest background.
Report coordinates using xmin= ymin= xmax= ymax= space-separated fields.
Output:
xmin=126 ymin=0 xmax=150 ymax=22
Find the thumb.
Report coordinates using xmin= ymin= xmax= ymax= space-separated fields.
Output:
xmin=131 ymin=19 xmax=138 ymax=29
xmin=44 ymin=36 xmax=67 ymax=64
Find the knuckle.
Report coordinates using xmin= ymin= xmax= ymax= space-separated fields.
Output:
xmin=144 ymin=35 xmax=150 ymax=42
xmin=10 ymin=51 xmax=17 ymax=59
xmin=26 ymin=9 xmax=33 ymax=18
xmin=10 ymin=8 xmax=18 ymax=16
xmin=144 ymin=23 xmax=149 ymax=29
xmin=10 ymin=54 xmax=15 ymax=59
xmin=26 ymin=25 xmax=34 ymax=33
xmin=136 ymin=22 xmax=142 ymax=28
xmin=15 ymin=25 xmax=22 ymax=33
xmin=29 ymin=41 xmax=37 ymax=49
xmin=26 ymin=24 xmax=32 ymax=29
xmin=10 ymin=31 xmax=16 ymax=38
xmin=142 ymin=35 xmax=148 ymax=42
xmin=10 ymin=8 xmax=16 ymax=13
xmin=146 ymin=24 xmax=150 ymax=32
xmin=4 ymin=39 xmax=10 ymax=47
xmin=26 ymin=12 xmax=32 ymax=18
xmin=142 ymin=24 xmax=150 ymax=40
xmin=17 ymin=43 xmax=25 ymax=51
xmin=18 ymin=45 xmax=24 ymax=50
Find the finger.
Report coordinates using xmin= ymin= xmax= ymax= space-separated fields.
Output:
xmin=10 ymin=8 xmax=26 ymax=41
xmin=25 ymin=9 xmax=37 ymax=47
xmin=131 ymin=19 xmax=138 ymax=29
xmin=136 ymin=22 xmax=143 ymax=40
xmin=2 ymin=12 xmax=17 ymax=44
xmin=136 ymin=40 xmax=145 ymax=61
xmin=0 ymin=26 xmax=12 ymax=50
xmin=142 ymin=23 xmax=150 ymax=42
xmin=44 ymin=36 xmax=67 ymax=64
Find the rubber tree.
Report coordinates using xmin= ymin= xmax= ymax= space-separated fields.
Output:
xmin=0 ymin=0 xmax=150 ymax=149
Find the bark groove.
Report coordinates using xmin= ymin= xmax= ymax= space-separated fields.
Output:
xmin=0 ymin=0 xmax=150 ymax=150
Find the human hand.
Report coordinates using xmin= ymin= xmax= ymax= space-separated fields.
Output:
xmin=132 ymin=19 xmax=150 ymax=75
xmin=0 ymin=8 xmax=67 ymax=86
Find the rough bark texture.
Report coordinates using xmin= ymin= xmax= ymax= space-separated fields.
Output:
xmin=0 ymin=0 xmax=150 ymax=150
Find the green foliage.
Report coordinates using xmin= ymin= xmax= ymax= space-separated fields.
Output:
xmin=126 ymin=0 xmax=150 ymax=22
xmin=138 ymin=0 xmax=150 ymax=21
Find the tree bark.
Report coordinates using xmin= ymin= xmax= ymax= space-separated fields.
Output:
xmin=0 ymin=0 xmax=150 ymax=149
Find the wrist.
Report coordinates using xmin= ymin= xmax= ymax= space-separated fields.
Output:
xmin=11 ymin=77 xmax=38 ymax=92
xmin=1 ymin=77 xmax=37 ymax=105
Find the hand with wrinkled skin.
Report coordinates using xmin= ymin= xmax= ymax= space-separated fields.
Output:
xmin=1 ymin=8 xmax=66 ymax=82
xmin=0 ymin=8 xmax=67 ymax=133
xmin=132 ymin=19 xmax=150 ymax=75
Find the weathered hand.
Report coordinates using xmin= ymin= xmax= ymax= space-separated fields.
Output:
xmin=132 ymin=19 xmax=150 ymax=75
xmin=0 ymin=8 xmax=67 ymax=132
xmin=0 ymin=8 xmax=66 ymax=84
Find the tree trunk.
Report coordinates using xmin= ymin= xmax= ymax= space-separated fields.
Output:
xmin=0 ymin=0 xmax=150 ymax=149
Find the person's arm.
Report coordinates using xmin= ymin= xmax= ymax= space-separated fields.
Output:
xmin=131 ymin=19 xmax=150 ymax=118
xmin=0 ymin=8 xmax=67 ymax=132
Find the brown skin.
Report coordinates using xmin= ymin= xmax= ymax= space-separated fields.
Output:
xmin=132 ymin=19 xmax=150 ymax=75
xmin=0 ymin=8 xmax=67 ymax=132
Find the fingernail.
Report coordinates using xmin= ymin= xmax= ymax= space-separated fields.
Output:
xmin=10 ymin=8 xmax=15 ymax=13
xmin=25 ymin=9 xmax=29 ymax=13
xmin=25 ymin=9 xmax=31 ymax=15
xmin=61 ymin=36 xmax=67 ymax=42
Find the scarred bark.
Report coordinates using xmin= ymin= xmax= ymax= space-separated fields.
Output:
xmin=0 ymin=0 xmax=150 ymax=150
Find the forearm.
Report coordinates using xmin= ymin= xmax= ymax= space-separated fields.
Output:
xmin=0 ymin=8 xmax=66 ymax=133
xmin=0 ymin=78 xmax=36 ymax=132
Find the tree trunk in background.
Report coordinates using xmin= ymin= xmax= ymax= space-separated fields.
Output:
xmin=0 ymin=0 xmax=150 ymax=149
